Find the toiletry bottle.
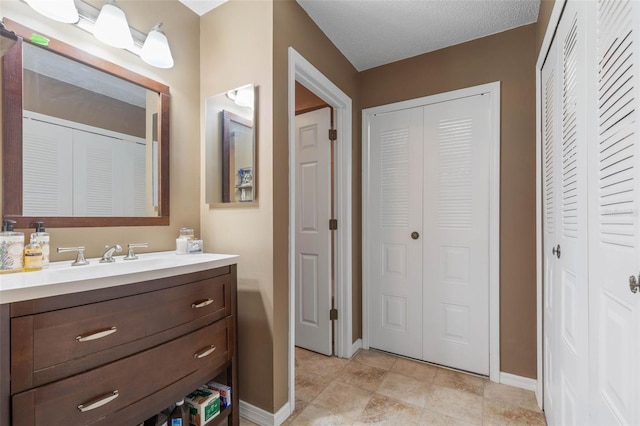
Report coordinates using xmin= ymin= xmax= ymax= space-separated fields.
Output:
xmin=168 ymin=399 xmax=188 ymax=426
xmin=0 ymin=220 xmax=24 ymax=273
xmin=23 ymin=234 xmax=43 ymax=272
xmin=31 ymin=222 xmax=49 ymax=267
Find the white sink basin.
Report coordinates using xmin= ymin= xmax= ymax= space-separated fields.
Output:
xmin=0 ymin=251 xmax=239 ymax=304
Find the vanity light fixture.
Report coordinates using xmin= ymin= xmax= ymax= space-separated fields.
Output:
xmin=226 ymin=86 xmax=254 ymax=109
xmin=24 ymin=0 xmax=79 ymax=24
xmin=92 ymin=0 xmax=133 ymax=49
xmin=140 ymin=23 xmax=174 ymax=69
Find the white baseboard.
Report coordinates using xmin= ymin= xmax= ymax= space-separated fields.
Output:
xmin=499 ymin=372 xmax=537 ymax=392
xmin=240 ymin=400 xmax=291 ymax=426
xmin=350 ymin=338 xmax=362 ymax=357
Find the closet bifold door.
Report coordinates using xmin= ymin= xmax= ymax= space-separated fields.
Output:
xmin=587 ymin=0 xmax=640 ymax=424
xmin=541 ymin=25 xmax=559 ymax=425
xmin=543 ymin=1 xmax=591 ymax=424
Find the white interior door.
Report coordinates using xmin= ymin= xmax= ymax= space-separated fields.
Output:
xmin=542 ymin=3 xmax=590 ymax=424
xmin=588 ymin=0 xmax=640 ymax=423
xmin=541 ymin=29 xmax=560 ymax=425
xmin=555 ymin=2 xmax=590 ymax=423
xmin=367 ymin=107 xmax=424 ymax=360
xmin=422 ymin=94 xmax=491 ymax=375
xmin=294 ymin=107 xmax=332 ymax=356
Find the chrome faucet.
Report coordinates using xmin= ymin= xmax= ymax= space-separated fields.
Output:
xmin=58 ymin=246 xmax=89 ymax=266
xmin=124 ymin=243 xmax=149 ymax=260
xmin=100 ymin=245 xmax=122 ymax=263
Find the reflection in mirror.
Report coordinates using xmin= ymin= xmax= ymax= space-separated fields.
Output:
xmin=22 ymin=43 xmax=158 ymax=217
xmin=2 ymin=20 xmax=170 ymax=227
xmin=205 ymin=84 xmax=256 ymax=205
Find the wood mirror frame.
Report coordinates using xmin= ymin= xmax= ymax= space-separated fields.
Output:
xmin=2 ymin=19 xmax=170 ymax=228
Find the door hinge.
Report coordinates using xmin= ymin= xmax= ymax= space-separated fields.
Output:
xmin=329 ymin=219 xmax=338 ymax=230
xmin=330 ymin=308 xmax=338 ymax=320
xmin=328 ymin=128 xmax=337 ymax=141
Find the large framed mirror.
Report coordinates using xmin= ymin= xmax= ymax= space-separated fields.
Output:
xmin=205 ymin=84 xmax=256 ymax=206
xmin=2 ymin=19 xmax=170 ymax=228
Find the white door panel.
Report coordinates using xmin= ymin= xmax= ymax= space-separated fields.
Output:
xmin=557 ymin=2 xmax=590 ymax=424
xmin=368 ymin=107 xmax=424 ymax=359
xmin=543 ymin=2 xmax=590 ymax=424
xmin=422 ymin=94 xmax=490 ymax=375
xmin=295 ymin=107 xmax=332 ymax=355
xmin=542 ymin=41 xmax=559 ymax=422
xmin=588 ymin=0 xmax=640 ymax=423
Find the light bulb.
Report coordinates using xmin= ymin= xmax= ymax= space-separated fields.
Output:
xmin=141 ymin=23 xmax=174 ymax=69
xmin=25 ymin=0 xmax=79 ymax=24
xmin=93 ymin=0 xmax=133 ymax=49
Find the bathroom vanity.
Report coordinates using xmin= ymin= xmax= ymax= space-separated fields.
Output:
xmin=0 ymin=252 xmax=239 ymax=426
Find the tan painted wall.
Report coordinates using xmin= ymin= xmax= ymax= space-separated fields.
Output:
xmin=273 ymin=0 xmax=361 ymax=410
xmin=198 ymin=0 xmax=274 ymax=412
xmin=536 ymin=0 xmax=557 ymax=56
xmin=1 ymin=0 xmax=200 ymax=259
xmin=360 ymin=24 xmax=538 ymax=379
xmin=24 ymin=70 xmax=146 ymax=138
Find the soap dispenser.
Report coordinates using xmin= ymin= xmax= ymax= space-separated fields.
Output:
xmin=23 ymin=234 xmax=43 ymax=272
xmin=0 ymin=220 xmax=24 ymax=273
xmin=31 ymin=222 xmax=49 ymax=267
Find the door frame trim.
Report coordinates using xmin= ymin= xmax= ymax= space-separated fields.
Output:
xmin=361 ymin=82 xmax=501 ymax=382
xmin=287 ymin=47 xmax=353 ymax=415
xmin=535 ymin=0 xmax=568 ymax=410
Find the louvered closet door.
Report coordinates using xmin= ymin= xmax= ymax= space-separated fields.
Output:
xmin=367 ymin=107 xmax=424 ymax=360
xmin=588 ymin=0 xmax=640 ymax=423
xmin=422 ymin=94 xmax=491 ymax=375
xmin=541 ymin=31 xmax=560 ymax=425
xmin=554 ymin=2 xmax=590 ymax=424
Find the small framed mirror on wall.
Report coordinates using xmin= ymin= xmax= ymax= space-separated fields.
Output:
xmin=205 ymin=84 xmax=257 ymax=207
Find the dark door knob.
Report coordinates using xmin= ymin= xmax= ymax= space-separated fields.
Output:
xmin=552 ymin=244 xmax=561 ymax=259
xmin=411 ymin=232 xmax=420 ymax=240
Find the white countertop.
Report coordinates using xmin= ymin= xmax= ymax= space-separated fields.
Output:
xmin=0 ymin=251 xmax=239 ymax=304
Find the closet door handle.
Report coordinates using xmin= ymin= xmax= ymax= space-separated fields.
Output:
xmin=411 ymin=232 xmax=420 ymax=240
xmin=552 ymin=244 xmax=561 ymax=259
xmin=630 ymin=275 xmax=639 ymax=294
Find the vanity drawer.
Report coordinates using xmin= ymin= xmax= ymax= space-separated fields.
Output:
xmin=12 ymin=318 xmax=232 ymax=426
xmin=11 ymin=273 xmax=231 ymax=393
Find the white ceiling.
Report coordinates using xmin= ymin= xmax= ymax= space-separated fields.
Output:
xmin=178 ymin=0 xmax=540 ymax=72
xmin=296 ymin=0 xmax=541 ymax=71
xmin=178 ymin=0 xmax=228 ymax=16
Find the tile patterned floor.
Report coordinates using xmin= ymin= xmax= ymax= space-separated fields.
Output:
xmin=241 ymin=348 xmax=547 ymax=425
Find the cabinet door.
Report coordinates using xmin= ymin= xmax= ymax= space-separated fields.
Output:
xmin=588 ymin=0 xmax=640 ymax=424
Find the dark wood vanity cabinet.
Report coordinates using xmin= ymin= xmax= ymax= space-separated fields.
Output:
xmin=0 ymin=265 xmax=239 ymax=426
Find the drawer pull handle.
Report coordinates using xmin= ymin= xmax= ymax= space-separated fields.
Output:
xmin=191 ymin=298 xmax=214 ymax=309
xmin=78 ymin=390 xmax=119 ymax=412
xmin=194 ymin=345 xmax=217 ymax=359
xmin=76 ymin=326 xmax=117 ymax=342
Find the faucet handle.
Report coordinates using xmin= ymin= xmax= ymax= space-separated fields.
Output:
xmin=124 ymin=243 xmax=149 ymax=261
xmin=57 ymin=246 xmax=89 ymax=266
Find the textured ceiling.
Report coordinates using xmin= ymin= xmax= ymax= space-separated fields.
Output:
xmin=178 ymin=0 xmax=228 ymax=16
xmin=296 ymin=0 xmax=540 ymax=71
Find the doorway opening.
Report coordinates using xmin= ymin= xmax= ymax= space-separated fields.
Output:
xmin=287 ymin=47 xmax=353 ymax=417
